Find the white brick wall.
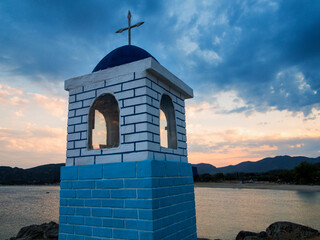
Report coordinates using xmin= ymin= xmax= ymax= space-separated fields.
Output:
xmin=67 ymin=149 xmax=80 ymax=157
xmin=75 ymin=124 xmax=87 ymax=132
xmin=101 ymin=143 xmax=134 ymax=154
xmin=67 ymin=133 xmax=81 ymax=141
xmin=81 ymin=148 xmax=101 ymax=156
xmin=123 ymin=151 xmax=153 ymax=162
xmin=65 ymin=158 xmax=74 ymax=166
xmin=69 ymin=95 xmax=75 ymax=103
xmin=124 ymin=132 xmax=153 ymax=143
xmin=75 ymin=156 xmax=95 ymax=165
xmin=68 ymin=110 xmax=75 ymax=118
xmin=135 ymin=123 xmax=158 ymax=134
xmin=68 ymin=117 xmax=81 ymax=126
xmin=135 ymin=105 xmax=158 ymax=116
xmin=74 ymin=140 xmax=87 ymax=148
xmin=81 ymin=131 xmax=87 ymax=140
xmin=65 ymin=58 xmax=192 ymax=166
xmin=84 ymin=81 xmax=104 ymax=91
xmin=123 ymin=96 xmax=146 ymax=107
xmin=121 ymin=107 xmax=134 ymax=116
xmin=76 ymin=90 xmax=96 ymax=101
xmin=121 ymin=125 xmax=135 ymax=134
xmin=135 ymin=141 xmax=148 ymax=151
xmin=125 ymin=113 xmax=152 ymax=125
xmin=154 ymin=152 xmax=165 ymax=160
xmin=75 ymin=107 xmax=90 ymax=116
xmin=67 ymin=126 xmax=74 ymax=133
xmin=96 ymin=154 xmax=122 ymax=164
xmin=82 ymin=115 xmax=88 ymax=123
xmin=97 ymin=85 xmax=121 ymax=96
xmin=69 ymin=101 xmax=82 ymax=110
xmin=116 ymin=90 xmax=134 ymax=100
xmin=67 ymin=141 xmax=74 ymax=150
xmin=123 ymin=78 xmax=150 ymax=90
xmin=69 ymin=86 xmax=83 ymax=95
xmin=165 ymin=154 xmax=181 ymax=161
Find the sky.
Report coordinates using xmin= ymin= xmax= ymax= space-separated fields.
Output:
xmin=0 ymin=0 xmax=320 ymax=169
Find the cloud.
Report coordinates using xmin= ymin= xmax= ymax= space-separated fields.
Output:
xmin=0 ymin=83 xmax=28 ymax=107
xmin=186 ymin=93 xmax=320 ymax=166
xmin=0 ymin=125 xmax=66 ymax=168
xmin=188 ymin=135 xmax=320 ymax=167
xmin=1 ymin=0 xmax=319 ymax=116
xmin=1 ymin=0 xmax=320 ymax=167
xmin=31 ymin=93 xmax=67 ymax=120
xmin=167 ymin=0 xmax=320 ymax=115
xmin=0 ymin=83 xmax=67 ymax=120
xmin=0 ymin=149 xmax=65 ymax=169
xmin=0 ymin=126 xmax=65 ymax=152
xmin=0 ymin=82 xmax=67 ymax=168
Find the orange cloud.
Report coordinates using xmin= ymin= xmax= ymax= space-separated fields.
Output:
xmin=0 ymin=126 xmax=66 ymax=153
xmin=0 ymin=83 xmax=28 ymax=107
xmin=185 ymin=92 xmax=320 ymax=166
xmin=31 ymin=93 xmax=67 ymax=120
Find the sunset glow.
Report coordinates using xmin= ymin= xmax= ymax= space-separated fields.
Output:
xmin=0 ymin=0 xmax=319 ymax=168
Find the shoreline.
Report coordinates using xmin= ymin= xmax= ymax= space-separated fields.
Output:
xmin=194 ymin=182 xmax=320 ymax=192
xmin=1 ymin=182 xmax=320 ymax=192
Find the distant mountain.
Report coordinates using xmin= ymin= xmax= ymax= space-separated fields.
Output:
xmin=192 ymin=163 xmax=217 ymax=175
xmin=193 ymin=156 xmax=320 ymax=175
xmin=1 ymin=156 xmax=319 ymax=184
xmin=0 ymin=163 xmax=65 ymax=185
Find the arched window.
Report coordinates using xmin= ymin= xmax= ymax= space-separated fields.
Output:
xmin=160 ymin=94 xmax=177 ymax=149
xmin=88 ymin=94 xmax=119 ymax=149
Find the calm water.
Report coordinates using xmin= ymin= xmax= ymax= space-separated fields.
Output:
xmin=0 ymin=186 xmax=60 ymax=240
xmin=0 ymin=186 xmax=320 ymax=240
xmin=195 ymin=187 xmax=320 ymax=240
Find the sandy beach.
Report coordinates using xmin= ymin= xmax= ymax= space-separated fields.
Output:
xmin=194 ymin=182 xmax=320 ymax=192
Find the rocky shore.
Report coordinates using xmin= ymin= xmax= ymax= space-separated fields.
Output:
xmin=236 ymin=221 xmax=320 ymax=240
xmin=7 ymin=221 xmax=320 ymax=240
xmin=7 ymin=222 xmax=58 ymax=240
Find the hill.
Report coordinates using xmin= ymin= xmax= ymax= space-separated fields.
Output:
xmin=0 ymin=163 xmax=65 ymax=185
xmin=1 ymin=156 xmax=319 ymax=184
xmin=192 ymin=163 xmax=217 ymax=176
xmin=193 ymin=155 xmax=320 ymax=175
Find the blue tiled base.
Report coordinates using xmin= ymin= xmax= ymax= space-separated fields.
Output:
xmin=58 ymin=160 xmax=197 ymax=240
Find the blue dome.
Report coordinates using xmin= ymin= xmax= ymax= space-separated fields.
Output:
xmin=92 ymin=45 xmax=157 ymax=72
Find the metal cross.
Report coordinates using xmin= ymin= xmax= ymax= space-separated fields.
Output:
xmin=116 ymin=11 xmax=144 ymax=45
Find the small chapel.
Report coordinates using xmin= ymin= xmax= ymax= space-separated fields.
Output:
xmin=59 ymin=12 xmax=197 ymax=240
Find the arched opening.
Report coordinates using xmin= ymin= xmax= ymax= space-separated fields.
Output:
xmin=88 ymin=94 xmax=119 ymax=149
xmin=160 ymin=94 xmax=177 ymax=149
xmin=160 ymin=109 xmax=168 ymax=148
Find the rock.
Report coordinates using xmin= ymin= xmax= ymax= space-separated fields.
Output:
xmin=236 ymin=221 xmax=320 ymax=240
xmin=266 ymin=221 xmax=320 ymax=240
xmin=243 ymin=237 xmax=259 ymax=240
xmin=7 ymin=222 xmax=58 ymax=240
xmin=236 ymin=231 xmax=260 ymax=240
xmin=258 ymin=231 xmax=267 ymax=238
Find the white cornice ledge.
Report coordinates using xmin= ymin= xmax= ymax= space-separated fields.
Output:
xmin=65 ymin=57 xmax=193 ymax=99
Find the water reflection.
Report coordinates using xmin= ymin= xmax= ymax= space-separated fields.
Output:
xmin=0 ymin=186 xmax=60 ymax=240
xmin=195 ymin=187 xmax=320 ymax=240
xmin=1 ymin=186 xmax=319 ymax=240
xmin=295 ymin=191 xmax=320 ymax=204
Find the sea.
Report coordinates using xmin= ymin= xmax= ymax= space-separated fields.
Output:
xmin=0 ymin=185 xmax=320 ymax=240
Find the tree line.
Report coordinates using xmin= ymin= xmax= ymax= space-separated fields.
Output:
xmin=194 ymin=161 xmax=320 ymax=185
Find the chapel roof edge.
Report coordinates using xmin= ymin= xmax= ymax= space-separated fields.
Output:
xmin=64 ymin=57 xmax=193 ymax=99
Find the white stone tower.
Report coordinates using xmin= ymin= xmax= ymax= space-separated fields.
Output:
xmin=58 ymin=45 xmax=197 ymax=240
